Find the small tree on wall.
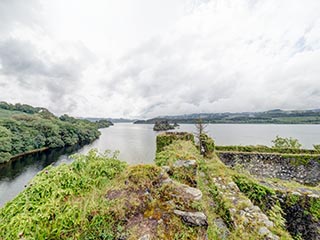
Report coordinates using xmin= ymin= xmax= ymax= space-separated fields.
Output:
xmin=272 ymin=135 xmax=302 ymax=149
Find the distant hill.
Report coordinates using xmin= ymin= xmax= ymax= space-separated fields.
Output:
xmin=134 ymin=109 xmax=320 ymax=124
xmin=83 ymin=117 xmax=136 ymax=123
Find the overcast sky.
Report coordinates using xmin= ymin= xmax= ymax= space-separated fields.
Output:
xmin=0 ymin=0 xmax=319 ymax=118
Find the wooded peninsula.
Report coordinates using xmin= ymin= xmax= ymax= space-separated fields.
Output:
xmin=0 ymin=101 xmax=112 ymax=164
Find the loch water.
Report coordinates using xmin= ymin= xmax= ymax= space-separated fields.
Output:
xmin=1 ymin=123 xmax=320 ymax=206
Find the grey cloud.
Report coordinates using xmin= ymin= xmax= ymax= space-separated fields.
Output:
xmin=0 ymin=0 xmax=41 ymax=34
xmin=0 ymin=39 xmax=81 ymax=89
xmin=96 ymin=0 xmax=320 ymax=117
xmin=0 ymin=38 xmax=94 ymax=114
xmin=1 ymin=0 xmax=320 ymax=118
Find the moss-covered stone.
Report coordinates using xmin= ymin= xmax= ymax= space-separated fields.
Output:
xmin=156 ymin=132 xmax=194 ymax=153
xmin=155 ymin=140 xmax=200 ymax=167
xmin=200 ymin=133 xmax=215 ymax=157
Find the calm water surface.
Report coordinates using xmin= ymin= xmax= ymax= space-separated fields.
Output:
xmin=1 ymin=123 xmax=320 ymax=206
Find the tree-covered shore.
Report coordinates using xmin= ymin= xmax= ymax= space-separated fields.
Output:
xmin=0 ymin=102 xmax=102 ymax=163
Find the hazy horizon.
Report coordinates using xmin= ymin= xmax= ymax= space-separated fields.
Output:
xmin=1 ymin=0 xmax=320 ymax=118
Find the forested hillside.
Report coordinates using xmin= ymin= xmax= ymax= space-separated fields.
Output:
xmin=0 ymin=102 xmax=101 ymax=163
xmin=135 ymin=109 xmax=320 ymax=124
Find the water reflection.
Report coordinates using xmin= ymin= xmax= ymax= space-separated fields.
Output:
xmin=0 ymin=144 xmax=84 ymax=206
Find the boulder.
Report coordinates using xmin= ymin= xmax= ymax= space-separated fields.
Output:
xmin=173 ymin=210 xmax=208 ymax=227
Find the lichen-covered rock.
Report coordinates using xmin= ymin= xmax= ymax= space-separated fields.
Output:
xmin=173 ymin=160 xmax=197 ymax=168
xmin=173 ymin=210 xmax=208 ymax=227
xmin=182 ymin=185 xmax=203 ymax=200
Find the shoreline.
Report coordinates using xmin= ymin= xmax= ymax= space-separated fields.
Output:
xmin=11 ymin=147 xmax=50 ymax=160
xmin=0 ymin=138 xmax=98 ymax=166
xmin=0 ymin=147 xmax=50 ymax=166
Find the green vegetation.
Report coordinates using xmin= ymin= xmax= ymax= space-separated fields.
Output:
xmin=0 ymin=148 xmax=207 ymax=239
xmin=197 ymin=153 xmax=292 ymax=239
xmin=232 ymin=175 xmax=276 ymax=212
xmin=155 ymin=140 xmax=199 ymax=167
xmin=156 ymin=133 xmax=292 ymax=239
xmin=199 ymin=133 xmax=215 ymax=157
xmin=95 ymin=119 xmax=114 ymax=129
xmin=156 ymin=132 xmax=194 ymax=153
xmin=0 ymin=149 xmax=127 ymax=239
xmin=215 ymin=145 xmax=317 ymax=154
xmin=272 ymin=136 xmax=302 ymax=149
xmin=1 ymin=131 xmax=319 ymax=239
xmin=309 ymin=198 xmax=320 ymax=220
xmin=0 ymin=102 xmax=102 ymax=163
xmin=313 ymin=144 xmax=320 ymax=152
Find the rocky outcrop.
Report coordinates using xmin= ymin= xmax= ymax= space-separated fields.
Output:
xmin=218 ymin=152 xmax=320 ymax=186
xmin=105 ymin=164 xmax=208 ymax=239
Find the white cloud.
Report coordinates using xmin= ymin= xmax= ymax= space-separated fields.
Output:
xmin=0 ymin=0 xmax=319 ymax=118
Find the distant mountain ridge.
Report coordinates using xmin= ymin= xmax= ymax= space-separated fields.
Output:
xmin=82 ymin=117 xmax=136 ymax=123
xmin=134 ymin=109 xmax=320 ymax=124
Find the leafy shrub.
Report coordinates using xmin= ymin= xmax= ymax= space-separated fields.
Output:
xmin=233 ymin=175 xmax=275 ymax=211
xmin=272 ymin=135 xmax=302 ymax=149
xmin=313 ymin=144 xmax=320 ymax=152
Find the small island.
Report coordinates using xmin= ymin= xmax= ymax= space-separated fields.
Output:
xmin=153 ymin=120 xmax=179 ymax=131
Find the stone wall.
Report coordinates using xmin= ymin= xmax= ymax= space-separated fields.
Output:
xmin=156 ymin=132 xmax=194 ymax=153
xmin=217 ymin=152 xmax=320 ymax=186
xmin=233 ymin=174 xmax=320 ymax=240
xmin=278 ymin=192 xmax=320 ymax=240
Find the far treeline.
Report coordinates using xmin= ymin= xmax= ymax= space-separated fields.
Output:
xmin=0 ymin=102 xmax=112 ymax=163
xmin=134 ymin=109 xmax=320 ymax=124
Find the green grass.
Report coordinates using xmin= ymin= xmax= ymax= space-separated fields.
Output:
xmin=0 ymin=147 xmax=207 ymax=240
xmin=0 ymin=149 xmax=127 ymax=239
